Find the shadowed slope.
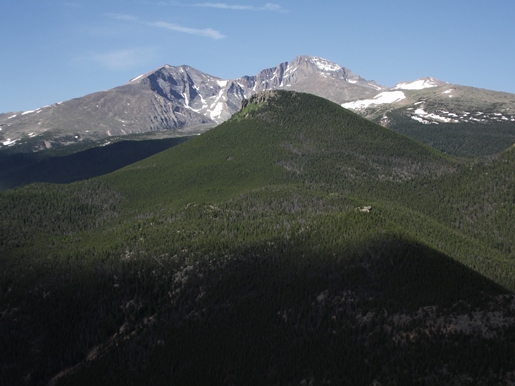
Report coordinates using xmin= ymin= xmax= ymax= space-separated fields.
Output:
xmin=31 ymin=230 xmax=514 ymax=386
xmin=0 ymin=137 xmax=190 ymax=191
xmin=1 ymin=91 xmax=514 ymax=386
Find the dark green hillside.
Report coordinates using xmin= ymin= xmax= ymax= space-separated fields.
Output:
xmin=0 ymin=136 xmax=190 ymax=191
xmin=388 ymin=145 xmax=515 ymax=276
xmin=1 ymin=91 xmax=515 ymax=385
xmin=104 ymin=90 xmax=456 ymax=211
xmin=386 ymin=109 xmax=515 ymax=157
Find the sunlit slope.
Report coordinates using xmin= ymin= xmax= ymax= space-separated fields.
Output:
xmin=394 ymin=143 xmax=515 ymax=262
xmin=104 ymin=90 xmax=455 ymax=210
xmin=2 ymin=90 xmax=512 ymax=288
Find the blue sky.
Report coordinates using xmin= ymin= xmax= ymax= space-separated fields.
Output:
xmin=2 ymin=0 xmax=515 ymax=112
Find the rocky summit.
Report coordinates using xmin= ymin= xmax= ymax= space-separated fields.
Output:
xmin=1 ymin=55 xmax=514 ymax=157
xmin=0 ymin=56 xmax=384 ymax=152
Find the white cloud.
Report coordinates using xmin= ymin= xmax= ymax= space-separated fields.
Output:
xmin=149 ymin=21 xmax=225 ymax=39
xmin=190 ymin=2 xmax=287 ymax=12
xmin=105 ymin=13 xmax=225 ymax=40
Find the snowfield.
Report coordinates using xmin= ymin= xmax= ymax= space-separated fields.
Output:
xmin=342 ymin=91 xmax=406 ymax=110
xmin=393 ymin=77 xmax=442 ymax=90
xmin=209 ymin=102 xmax=224 ymax=120
xmin=310 ymin=57 xmax=342 ymax=72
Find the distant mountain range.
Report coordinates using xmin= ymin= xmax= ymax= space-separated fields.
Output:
xmin=1 ymin=55 xmax=515 ymax=155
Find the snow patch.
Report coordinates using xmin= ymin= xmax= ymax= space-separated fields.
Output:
xmin=284 ymin=66 xmax=298 ymax=76
xmin=22 ymin=109 xmax=38 ymax=115
xmin=393 ymin=77 xmax=441 ymax=90
xmin=210 ymin=89 xmax=225 ymax=107
xmin=2 ymin=138 xmax=18 ymax=146
xmin=310 ymin=57 xmax=341 ymax=72
xmin=131 ymin=74 xmax=145 ymax=82
xmin=217 ymin=80 xmax=228 ymax=87
xmin=209 ymin=102 xmax=224 ymax=120
xmin=342 ymin=91 xmax=406 ymax=110
xmin=182 ymin=93 xmax=189 ymax=106
xmin=8 ymin=115 xmax=17 ymax=119
xmin=413 ymin=108 xmax=457 ymax=123
xmin=411 ymin=116 xmax=432 ymax=124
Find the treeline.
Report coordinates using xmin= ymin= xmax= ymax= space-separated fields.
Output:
xmin=386 ymin=109 xmax=515 ymax=157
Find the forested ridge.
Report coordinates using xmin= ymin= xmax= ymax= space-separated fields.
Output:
xmin=1 ymin=91 xmax=515 ymax=385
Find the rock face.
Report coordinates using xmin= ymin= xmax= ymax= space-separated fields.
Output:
xmin=2 ymin=55 xmax=515 ymax=154
xmin=0 ymin=56 xmax=383 ymax=152
xmin=240 ymin=90 xmax=281 ymax=110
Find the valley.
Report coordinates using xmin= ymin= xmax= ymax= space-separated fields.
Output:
xmin=1 ymin=91 xmax=515 ymax=385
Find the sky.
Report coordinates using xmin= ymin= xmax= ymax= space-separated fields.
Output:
xmin=2 ymin=0 xmax=515 ymax=113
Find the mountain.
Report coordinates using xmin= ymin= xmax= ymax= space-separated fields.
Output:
xmin=0 ymin=56 xmax=384 ymax=153
xmin=2 ymin=55 xmax=515 ymax=157
xmin=1 ymin=91 xmax=515 ymax=385
xmin=343 ymin=78 xmax=515 ymax=156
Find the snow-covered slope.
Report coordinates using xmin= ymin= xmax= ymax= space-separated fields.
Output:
xmin=340 ymin=77 xmax=515 ymax=129
xmin=392 ymin=77 xmax=447 ymax=90
xmin=342 ymin=91 xmax=406 ymax=110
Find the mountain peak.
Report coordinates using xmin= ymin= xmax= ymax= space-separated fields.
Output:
xmin=128 ymin=64 xmax=200 ymax=83
xmin=291 ymin=55 xmax=344 ymax=73
xmin=7 ymin=56 xmax=512 ymax=157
